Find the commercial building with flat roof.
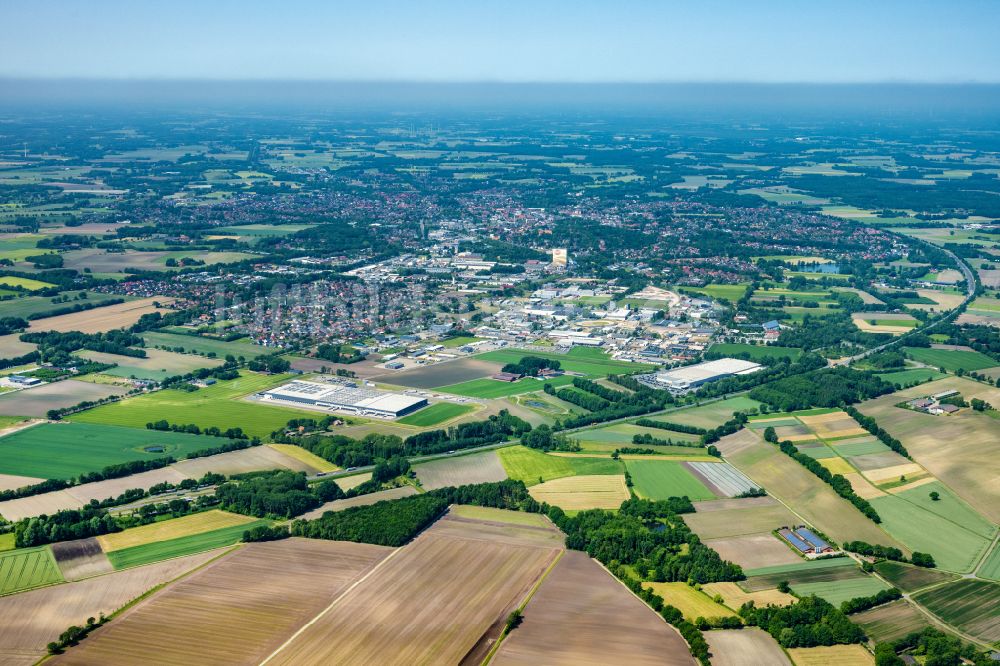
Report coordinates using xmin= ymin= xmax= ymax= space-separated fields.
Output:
xmin=261 ymin=380 xmax=427 ymax=418
xmin=652 ymin=357 xmax=763 ymax=393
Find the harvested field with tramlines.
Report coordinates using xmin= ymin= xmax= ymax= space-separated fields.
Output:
xmin=527 ymin=474 xmax=630 ymax=510
xmin=492 ymin=550 xmax=695 ymax=666
xmin=0 ymin=550 xmax=221 ymax=666
xmin=50 ymin=539 xmax=393 ymax=666
xmin=0 ymin=379 xmax=128 ymax=417
xmin=704 ymin=628 xmax=791 ymax=666
xmin=264 ymin=510 xmax=564 ymax=666
xmin=27 ymin=297 xmax=174 ymax=333
xmin=851 ymin=599 xmax=931 ymax=643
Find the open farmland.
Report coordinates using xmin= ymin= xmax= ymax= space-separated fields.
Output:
xmin=868 ymin=482 xmax=995 ymax=572
xmin=298 ymin=486 xmax=418 ymax=520
xmin=106 ymin=520 xmax=271 ymax=570
xmin=685 ymin=496 xmax=799 ymax=538
xmin=0 ymin=549 xmax=221 ymax=666
xmin=263 ymin=512 xmax=563 ymax=666
xmin=267 ymin=443 xmax=339 ymax=472
xmin=660 ymin=396 xmax=762 ymax=429
xmin=903 ymin=346 xmax=997 ymax=372
xmin=716 ymin=429 xmax=905 ymax=551
xmin=742 ymin=558 xmax=868 ymax=592
xmin=375 ymin=357 xmax=502 ymax=388
xmin=573 ymin=422 xmax=702 ymax=446
xmin=59 ymin=248 xmax=254 ymax=272
xmin=791 ymin=576 xmax=890 ymax=606
xmin=787 ymin=645 xmax=874 ymax=666
xmin=51 ymin=539 xmax=393 ymax=666
xmin=707 ymin=343 xmax=802 ymax=361
xmin=171 ymin=444 xmax=319 ymax=477
xmin=498 ymin=445 xmax=623 ymax=485
xmin=98 ymin=510 xmax=257 ymax=553
xmin=874 ymin=560 xmax=957 ymax=592
xmin=0 ymin=292 xmax=128 ymax=321
xmin=79 ymin=348 xmax=223 ymax=381
xmin=437 ymin=374 xmax=573 ymax=398
xmin=701 ymin=582 xmax=796 ymax=610
xmin=856 ymin=377 xmax=1000 ymax=523
xmin=686 ymin=461 xmax=760 ymax=496
xmin=474 ymin=348 xmax=653 ymax=377
xmin=413 ymin=450 xmax=508 ymax=490
xmin=70 ymin=372 xmax=316 ymax=439
xmin=704 ymin=628 xmax=791 ymax=666
xmin=706 ymin=533 xmax=803 ymax=570
xmin=0 ymin=422 xmax=230 ymax=479
xmin=27 ymin=297 xmax=173 ymax=333
xmin=626 ymin=460 xmax=717 ymax=501
xmin=913 ymin=579 xmax=1000 ymax=643
xmin=51 ymin=538 xmax=113 ymax=581
xmin=140 ymin=330 xmax=270 ymax=359
xmin=527 ymin=474 xmax=630 ymax=510
xmin=0 ymin=379 xmax=128 ymax=417
xmin=642 ymin=582 xmax=737 ymax=621
xmin=0 ymin=333 xmax=36 ymax=357
xmin=396 ymin=401 xmax=474 ymax=426
xmin=493 ymin=549 xmax=695 ymax=666
xmin=851 ymin=599 xmax=931 ymax=643
xmin=0 ymin=546 xmax=63 ymax=595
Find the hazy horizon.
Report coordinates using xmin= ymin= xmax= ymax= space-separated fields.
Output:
xmin=3 ymin=1 xmax=999 ymax=84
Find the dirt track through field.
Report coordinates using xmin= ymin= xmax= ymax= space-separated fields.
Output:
xmin=264 ymin=513 xmax=563 ymax=666
xmin=492 ymin=550 xmax=695 ymax=665
xmin=50 ymin=539 xmax=392 ymax=666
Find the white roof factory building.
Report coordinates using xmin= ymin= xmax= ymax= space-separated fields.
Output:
xmin=654 ymin=358 xmax=763 ymax=392
xmin=261 ymin=380 xmax=428 ymax=418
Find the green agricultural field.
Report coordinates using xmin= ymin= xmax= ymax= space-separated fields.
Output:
xmin=107 ymin=520 xmax=270 ymax=570
xmin=214 ymin=223 xmax=314 ymax=237
xmin=573 ymin=423 xmax=702 ymax=445
xmin=396 ymin=402 xmax=474 ymax=427
xmin=0 ymin=292 xmax=130 ymax=320
xmin=0 ymin=422 xmax=230 ymax=479
xmin=707 ymin=343 xmax=802 ymax=361
xmin=743 ymin=558 xmax=866 ymax=592
xmin=0 ymin=276 xmax=55 ymax=291
xmin=903 ymin=347 xmax=998 ymax=372
xmin=473 ymin=349 xmax=653 ymax=377
xmin=913 ymin=579 xmax=1000 ymax=643
xmin=791 ymin=576 xmax=891 ymax=607
xmin=663 ymin=397 xmax=763 ymax=430
xmin=868 ymin=484 xmax=995 ymax=573
xmin=830 ymin=439 xmax=890 ymax=457
xmin=71 ymin=372 xmax=316 ymax=439
xmin=745 ymin=557 xmax=857 ymax=578
xmin=679 ymin=284 xmax=749 ymax=303
xmin=438 ymin=374 xmax=574 ymax=399
xmin=438 ymin=336 xmax=482 ymax=348
xmin=0 ymin=546 xmax=63 ymax=595
xmin=873 ymin=561 xmax=958 ymax=593
xmin=497 ymin=446 xmax=623 ymax=486
xmin=876 ymin=368 xmax=948 ymax=386
xmin=978 ymin=543 xmax=1000 ymax=581
xmin=625 ymin=460 xmax=716 ymax=501
xmin=140 ymin=331 xmax=270 ymax=359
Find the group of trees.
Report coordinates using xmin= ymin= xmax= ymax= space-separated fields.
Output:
xmin=246 ymin=354 xmax=291 ymax=374
xmin=500 ymin=355 xmax=561 ymax=376
xmin=634 ymin=418 xmax=706 ymax=436
xmin=15 ymin=506 xmax=120 ymax=547
xmin=874 ymin=627 xmax=996 ymax=666
xmin=521 ymin=424 xmax=580 ymax=452
xmin=843 ymin=406 xmax=910 ymax=458
xmin=215 ymin=470 xmax=343 ymax=519
xmin=315 ymin=343 xmax=365 ymax=364
xmin=278 ymin=410 xmax=531 ymax=469
xmin=750 ymin=367 xmax=894 ymax=412
xmin=145 ymin=420 xmax=251 ymax=441
xmin=764 ymin=427 xmax=881 ymax=523
xmin=20 ymin=329 xmax=144 ymax=367
xmin=843 ymin=540 xmax=935 ymax=568
xmin=739 ymin=595 xmax=865 ymax=648
xmin=291 ymin=492 xmax=448 ymax=547
xmin=840 ymin=588 xmax=902 ymax=615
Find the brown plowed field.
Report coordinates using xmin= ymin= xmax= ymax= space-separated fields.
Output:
xmin=51 ymin=537 xmax=113 ymax=581
xmin=264 ymin=512 xmax=563 ymax=666
xmin=376 ymin=357 xmax=502 ymax=388
xmin=50 ymin=539 xmax=392 ymax=666
xmin=492 ymin=550 xmax=695 ymax=666
xmin=414 ymin=450 xmax=508 ymax=490
xmin=704 ymin=628 xmax=791 ymax=666
xmin=27 ymin=297 xmax=175 ymax=334
xmin=0 ymin=549 xmax=221 ymax=666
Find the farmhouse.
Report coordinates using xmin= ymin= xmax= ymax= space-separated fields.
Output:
xmin=651 ymin=357 xmax=763 ymax=393
xmin=261 ymin=380 xmax=427 ymax=418
xmin=492 ymin=372 xmax=522 ymax=382
xmin=778 ymin=526 xmax=834 ymax=555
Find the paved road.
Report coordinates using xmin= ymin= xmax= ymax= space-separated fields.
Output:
xmin=834 ymin=241 xmax=976 ymax=366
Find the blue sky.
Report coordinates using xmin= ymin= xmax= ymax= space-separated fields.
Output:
xmin=2 ymin=0 xmax=998 ymax=82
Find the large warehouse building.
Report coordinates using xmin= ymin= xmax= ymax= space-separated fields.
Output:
xmin=260 ymin=380 xmax=428 ymax=418
xmin=652 ymin=357 xmax=763 ymax=393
